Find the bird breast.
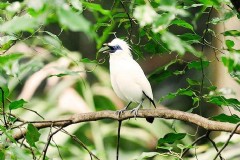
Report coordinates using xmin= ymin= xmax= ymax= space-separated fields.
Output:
xmin=109 ymin=56 xmax=153 ymax=103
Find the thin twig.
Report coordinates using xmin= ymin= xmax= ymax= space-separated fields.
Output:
xmin=42 ymin=126 xmax=63 ymax=160
xmin=182 ymin=131 xmax=210 ymax=157
xmin=61 ymin=129 xmax=100 ymax=160
xmin=120 ymin=0 xmax=133 ymax=42
xmin=22 ymin=107 xmax=45 ymax=120
xmin=52 ymin=137 xmax=63 ymax=160
xmin=116 ymin=120 xmax=122 ymax=160
xmin=0 ymin=87 xmax=8 ymax=128
xmin=199 ymin=6 xmax=213 ymax=95
xmin=213 ymin=122 xmax=240 ymax=160
xmin=207 ymin=134 xmax=224 ymax=160
xmin=18 ymin=142 xmax=36 ymax=160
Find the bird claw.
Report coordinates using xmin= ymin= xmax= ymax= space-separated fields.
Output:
xmin=116 ymin=109 xmax=127 ymax=118
xmin=130 ymin=107 xmax=139 ymax=119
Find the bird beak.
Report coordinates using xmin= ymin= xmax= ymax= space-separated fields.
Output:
xmin=98 ymin=44 xmax=110 ymax=54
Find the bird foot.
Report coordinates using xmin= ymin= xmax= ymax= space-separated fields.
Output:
xmin=116 ymin=108 xmax=127 ymax=118
xmin=130 ymin=107 xmax=140 ymax=119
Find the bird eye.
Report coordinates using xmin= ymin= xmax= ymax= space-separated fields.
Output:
xmin=116 ymin=45 xmax=122 ymax=50
xmin=108 ymin=45 xmax=122 ymax=53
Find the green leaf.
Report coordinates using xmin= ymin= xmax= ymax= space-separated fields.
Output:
xmin=223 ymin=30 xmax=240 ymax=37
xmin=198 ymin=0 xmax=220 ymax=7
xmin=0 ymin=35 xmax=17 ymax=46
xmin=57 ymin=6 xmax=92 ymax=34
xmin=70 ymin=0 xmax=82 ymax=12
xmin=157 ymin=146 xmax=173 ymax=150
xmin=83 ymin=2 xmax=111 ymax=16
xmin=161 ymin=31 xmax=201 ymax=57
xmin=94 ymin=95 xmax=116 ymax=111
xmin=183 ymin=4 xmax=204 ymax=9
xmin=171 ymin=19 xmax=194 ymax=31
xmin=158 ymin=133 xmax=186 ymax=145
xmin=43 ymin=31 xmax=62 ymax=46
xmin=149 ymin=70 xmax=173 ymax=83
xmin=10 ymin=146 xmax=33 ymax=160
xmin=225 ymin=39 xmax=235 ymax=49
xmin=26 ymin=124 xmax=41 ymax=148
xmin=153 ymin=13 xmax=175 ymax=30
xmin=221 ymin=54 xmax=240 ymax=84
xmin=188 ymin=60 xmax=210 ymax=70
xmin=136 ymin=152 xmax=159 ymax=159
xmin=212 ymin=114 xmax=240 ymax=124
xmin=160 ymin=88 xmax=194 ymax=102
xmin=49 ymin=71 xmax=80 ymax=77
xmin=222 ymin=56 xmax=235 ymax=72
xmin=186 ymin=78 xmax=201 ymax=86
xmin=207 ymin=96 xmax=240 ymax=111
xmin=0 ymin=53 xmax=23 ymax=67
xmin=144 ymin=42 xmax=156 ymax=53
xmin=80 ymin=58 xmax=97 ymax=63
xmin=210 ymin=11 xmax=234 ymax=24
xmin=177 ymin=88 xmax=194 ymax=96
xmin=0 ymin=2 xmax=10 ymax=9
xmin=0 ymin=125 xmax=16 ymax=143
xmin=158 ymin=6 xmax=189 ymax=17
xmin=178 ymin=33 xmax=201 ymax=44
xmin=161 ymin=31 xmax=185 ymax=55
xmin=0 ymin=14 xmax=39 ymax=34
xmin=208 ymin=86 xmax=217 ymax=91
xmin=0 ymin=150 xmax=4 ymax=160
xmin=9 ymin=99 xmax=27 ymax=110
xmin=173 ymin=70 xmax=185 ymax=75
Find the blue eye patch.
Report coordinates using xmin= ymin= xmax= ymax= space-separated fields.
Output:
xmin=108 ymin=45 xmax=122 ymax=53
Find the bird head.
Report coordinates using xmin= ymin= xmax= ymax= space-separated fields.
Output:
xmin=106 ymin=38 xmax=132 ymax=57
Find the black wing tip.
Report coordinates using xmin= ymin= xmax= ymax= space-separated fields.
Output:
xmin=142 ymin=91 xmax=156 ymax=108
xmin=152 ymin=100 xmax=156 ymax=108
xmin=146 ymin=117 xmax=154 ymax=123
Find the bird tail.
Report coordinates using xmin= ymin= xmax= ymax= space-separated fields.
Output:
xmin=142 ymin=99 xmax=155 ymax=123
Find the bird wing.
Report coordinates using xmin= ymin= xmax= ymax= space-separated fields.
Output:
xmin=111 ymin=58 xmax=153 ymax=104
xmin=131 ymin=60 xmax=153 ymax=100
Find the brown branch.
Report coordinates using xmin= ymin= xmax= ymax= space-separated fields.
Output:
xmin=41 ymin=126 xmax=63 ymax=160
xmin=182 ymin=131 xmax=210 ymax=157
xmin=213 ymin=122 xmax=240 ymax=160
xmin=13 ymin=109 xmax=240 ymax=141
xmin=60 ymin=129 xmax=100 ymax=160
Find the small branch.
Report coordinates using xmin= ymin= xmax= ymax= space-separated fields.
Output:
xmin=116 ymin=120 xmax=122 ymax=160
xmin=207 ymin=135 xmax=224 ymax=160
xmin=0 ymin=87 xmax=8 ymax=128
xmin=213 ymin=122 xmax=240 ymax=160
xmin=120 ymin=0 xmax=133 ymax=42
xmin=61 ymin=129 xmax=100 ymax=160
xmin=182 ymin=131 xmax=210 ymax=157
xmin=41 ymin=126 xmax=63 ymax=160
xmin=22 ymin=107 xmax=45 ymax=120
xmin=12 ymin=109 xmax=240 ymax=141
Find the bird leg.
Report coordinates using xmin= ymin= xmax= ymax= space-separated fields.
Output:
xmin=116 ymin=102 xmax=132 ymax=117
xmin=130 ymin=100 xmax=143 ymax=119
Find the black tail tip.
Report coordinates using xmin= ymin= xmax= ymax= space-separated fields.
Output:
xmin=146 ymin=117 xmax=154 ymax=123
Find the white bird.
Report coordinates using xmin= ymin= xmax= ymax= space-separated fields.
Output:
xmin=106 ymin=38 xmax=156 ymax=123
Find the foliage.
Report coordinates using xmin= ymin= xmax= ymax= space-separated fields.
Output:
xmin=0 ymin=0 xmax=240 ymax=160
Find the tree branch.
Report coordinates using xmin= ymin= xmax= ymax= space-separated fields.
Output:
xmin=13 ymin=109 xmax=240 ymax=141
